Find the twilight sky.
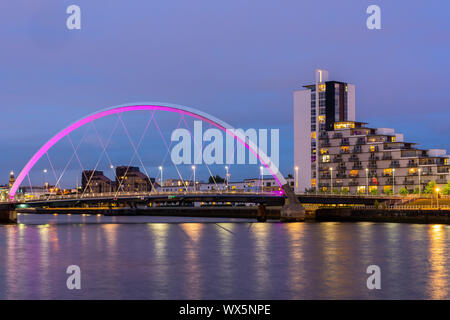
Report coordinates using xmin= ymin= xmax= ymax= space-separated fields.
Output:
xmin=1 ymin=0 xmax=449 ymax=185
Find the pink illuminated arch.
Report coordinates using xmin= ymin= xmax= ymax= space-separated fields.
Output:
xmin=10 ymin=102 xmax=287 ymax=200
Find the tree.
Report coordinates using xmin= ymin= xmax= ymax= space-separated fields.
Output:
xmin=370 ymin=189 xmax=379 ymax=195
xmin=209 ymin=175 xmax=225 ymax=184
xmin=443 ymin=182 xmax=450 ymax=195
xmin=424 ymin=181 xmax=437 ymax=194
xmin=399 ymin=187 xmax=409 ymax=195
xmin=287 ymin=174 xmax=294 ymax=179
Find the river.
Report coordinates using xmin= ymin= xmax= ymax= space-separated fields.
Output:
xmin=0 ymin=214 xmax=448 ymax=299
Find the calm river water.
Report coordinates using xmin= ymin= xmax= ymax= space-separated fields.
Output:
xmin=0 ymin=214 xmax=448 ymax=299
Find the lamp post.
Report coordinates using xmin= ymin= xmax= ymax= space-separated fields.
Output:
xmin=109 ymin=165 xmax=114 ymax=193
xmin=191 ymin=165 xmax=196 ymax=192
xmin=159 ymin=166 xmax=163 ymax=192
xmin=295 ymin=166 xmax=299 ymax=193
xmin=260 ymin=166 xmax=264 ymax=194
xmin=43 ymin=169 xmax=48 ymax=192
xmin=365 ymin=168 xmax=369 ymax=195
xmin=392 ymin=168 xmax=396 ymax=195
xmin=329 ymin=167 xmax=333 ymax=194
xmin=418 ymin=168 xmax=422 ymax=197
xmin=225 ymin=166 xmax=229 ymax=191
xmin=436 ymin=187 xmax=440 ymax=209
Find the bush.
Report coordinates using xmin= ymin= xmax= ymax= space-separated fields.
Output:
xmin=399 ymin=187 xmax=409 ymax=195
xmin=443 ymin=182 xmax=450 ymax=195
xmin=424 ymin=181 xmax=437 ymax=194
xmin=370 ymin=189 xmax=379 ymax=195
xmin=384 ymin=189 xmax=393 ymax=195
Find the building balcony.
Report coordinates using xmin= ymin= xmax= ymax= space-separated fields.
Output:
xmin=333 ymin=133 xmax=343 ymax=139
xmin=349 ymin=155 xmax=359 ymax=162
xmin=390 ymin=162 xmax=400 ymax=168
xmin=356 ymin=138 xmax=365 ymax=145
xmin=349 ymin=180 xmax=359 ymax=186
xmin=407 ymin=162 xmax=418 ymax=167
xmin=336 ymin=173 xmax=347 ymax=179
xmin=404 ymin=179 xmax=415 ymax=185
xmin=382 ymin=154 xmax=392 ymax=160
xmin=368 ymin=163 xmax=378 ymax=169
xmin=352 ymin=164 xmax=363 ymax=170
xmin=369 ymin=155 xmax=379 ymax=161
xmin=333 ymin=156 xmax=343 ymax=162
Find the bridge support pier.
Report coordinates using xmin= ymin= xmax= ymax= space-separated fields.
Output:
xmin=0 ymin=206 xmax=17 ymax=224
xmin=257 ymin=204 xmax=267 ymax=222
xmin=280 ymin=184 xmax=305 ymax=222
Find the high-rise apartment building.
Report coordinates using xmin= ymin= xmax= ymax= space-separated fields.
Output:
xmin=294 ymin=69 xmax=355 ymax=192
xmin=294 ymin=70 xmax=450 ymax=194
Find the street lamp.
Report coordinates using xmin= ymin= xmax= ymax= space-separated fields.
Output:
xmin=191 ymin=165 xmax=196 ymax=192
xmin=260 ymin=166 xmax=264 ymax=194
xmin=392 ymin=168 xmax=396 ymax=195
xmin=225 ymin=166 xmax=229 ymax=191
xmin=418 ymin=168 xmax=422 ymax=197
xmin=365 ymin=168 xmax=369 ymax=195
xmin=329 ymin=167 xmax=333 ymax=194
xmin=295 ymin=166 xmax=299 ymax=193
xmin=159 ymin=166 xmax=163 ymax=190
xmin=43 ymin=169 xmax=48 ymax=192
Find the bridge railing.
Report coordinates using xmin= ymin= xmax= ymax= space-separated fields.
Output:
xmin=14 ymin=190 xmax=280 ymax=202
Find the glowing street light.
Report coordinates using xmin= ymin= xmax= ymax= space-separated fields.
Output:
xmin=294 ymin=166 xmax=299 ymax=193
xmin=260 ymin=166 xmax=264 ymax=194
xmin=329 ymin=167 xmax=333 ymax=194
xmin=159 ymin=166 xmax=163 ymax=189
xmin=225 ymin=166 xmax=229 ymax=191
xmin=192 ymin=165 xmax=196 ymax=192
xmin=365 ymin=168 xmax=369 ymax=195
xmin=436 ymin=187 xmax=440 ymax=208
xmin=392 ymin=168 xmax=396 ymax=195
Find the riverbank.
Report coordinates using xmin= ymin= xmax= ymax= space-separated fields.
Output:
xmin=14 ymin=206 xmax=450 ymax=224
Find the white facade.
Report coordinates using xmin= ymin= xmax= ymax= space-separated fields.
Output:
xmin=293 ymin=70 xmax=355 ymax=192
xmin=293 ymin=89 xmax=311 ymax=192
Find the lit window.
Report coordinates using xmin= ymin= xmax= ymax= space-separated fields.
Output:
xmin=334 ymin=122 xmax=355 ymax=130
xmin=311 ymin=132 xmax=316 ymax=139
xmin=357 ymin=186 xmax=366 ymax=193
xmin=322 ymin=155 xmax=330 ymax=163
xmin=383 ymin=168 xmax=392 ymax=176
xmin=341 ymin=146 xmax=350 ymax=153
xmin=369 ymin=186 xmax=378 ymax=192
xmin=370 ymin=145 xmax=376 ymax=152
xmin=318 ymin=115 xmax=326 ymax=123
xmin=318 ymin=84 xmax=326 ymax=92
xmin=311 ymin=179 xmax=316 ymax=187
xmin=320 ymin=148 xmax=328 ymax=155
xmin=350 ymin=170 xmax=359 ymax=177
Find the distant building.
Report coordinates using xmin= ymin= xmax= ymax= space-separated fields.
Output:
xmin=82 ymin=170 xmax=114 ymax=193
xmin=115 ymin=166 xmax=154 ymax=192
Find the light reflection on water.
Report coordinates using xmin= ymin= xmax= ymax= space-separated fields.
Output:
xmin=0 ymin=214 xmax=449 ymax=299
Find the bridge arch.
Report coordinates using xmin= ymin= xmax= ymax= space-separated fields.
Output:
xmin=10 ymin=102 xmax=287 ymax=200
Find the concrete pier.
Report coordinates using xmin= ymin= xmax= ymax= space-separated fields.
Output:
xmin=280 ymin=184 xmax=305 ymax=222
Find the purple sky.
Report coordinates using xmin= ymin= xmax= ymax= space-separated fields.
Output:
xmin=1 ymin=0 xmax=449 ymax=185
